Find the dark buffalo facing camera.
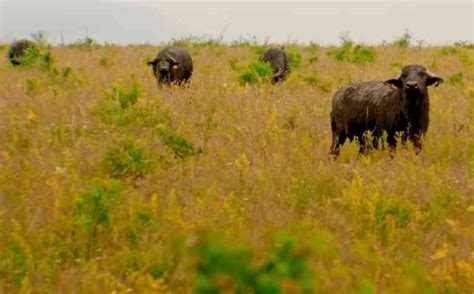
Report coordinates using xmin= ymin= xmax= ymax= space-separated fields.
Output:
xmin=147 ymin=46 xmax=193 ymax=86
xmin=8 ymin=39 xmax=37 ymax=66
xmin=330 ymin=64 xmax=443 ymax=156
xmin=260 ymin=47 xmax=291 ymax=84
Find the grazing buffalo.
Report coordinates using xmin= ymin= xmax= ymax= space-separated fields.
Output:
xmin=260 ymin=47 xmax=291 ymax=84
xmin=147 ymin=46 xmax=193 ymax=86
xmin=330 ymin=64 xmax=443 ymax=156
xmin=8 ymin=40 xmax=37 ymax=65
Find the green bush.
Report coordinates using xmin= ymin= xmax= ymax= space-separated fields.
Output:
xmin=118 ymin=83 xmax=139 ymax=110
xmin=169 ymin=35 xmax=223 ymax=48
xmin=39 ymin=51 xmax=54 ymax=71
xmin=75 ymin=180 xmax=123 ymax=259
xmin=18 ymin=46 xmax=40 ymax=66
xmin=193 ymin=233 xmax=313 ymax=293
xmin=104 ymin=139 xmax=148 ymax=178
xmin=288 ymin=48 xmax=302 ymax=70
xmin=157 ymin=127 xmax=202 ymax=159
xmin=252 ymin=44 xmax=270 ymax=55
xmin=238 ymin=71 xmax=258 ymax=85
xmin=109 ymin=79 xmax=139 ymax=110
xmin=250 ymin=60 xmax=273 ymax=78
xmin=328 ymin=41 xmax=375 ymax=64
xmin=2 ymin=246 xmax=27 ymax=285
xmin=69 ymin=37 xmax=97 ymax=48
xmin=352 ymin=45 xmax=376 ymax=63
xmin=394 ymin=31 xmax=413 ymax=48
xmin=238 ymin=60 xmax=273 ymax=85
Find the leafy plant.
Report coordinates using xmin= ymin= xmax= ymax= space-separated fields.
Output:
xmin=39 ymin=51 xmax=54 ymax=71
xmin=18 ymin=46 xmax=40 ymax=66
xmin=193 ymin=233 xmax=313 ymax=293
xmin=288 ymin=48 xmax=302 ymax=70
xmin=238 ymin=60 xmax=273 ymax=85
xmin=157 ymin=127 xmax=202 ymax=159
xmin=104 ymin=139 xmax=149 ymax=178
xmin=112 ymin=80 xmax=139 ymax=110
xmin=250 ymin=60 xmax=273 ymax=78
xmin=328 ymin=34 xmax=375 ymax=63
xmin=75 ymin=180 xmax=123 ymax=259
xmin=69 ymin=37 xmax=97 ymax=48
xmin=394 ymin=30 xmax=413 ymax=48
xmin=169 ymin=35 xmax=223 ymax=48
xmin=238 ymin=71 xmax=258 ymax=85
xmin=4 ymin=246 xmax=27 ymax=285
xmin=351 ymin=45 xmax=376 ymax=63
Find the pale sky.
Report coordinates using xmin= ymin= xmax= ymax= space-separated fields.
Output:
xmin=0 ymin=0 xmax=472 ymax=45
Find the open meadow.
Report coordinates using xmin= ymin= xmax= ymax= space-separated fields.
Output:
xmin=0 ymin=39 xmax=473 ymax=293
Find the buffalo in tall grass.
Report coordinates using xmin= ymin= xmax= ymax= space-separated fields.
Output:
xmin=147 ymin=46 xmax=193 ymax=86
xmin=330 ymin=64 xmax=443 ymax=156
xmin=260 ymin=47 xmax=291 ymax=84
xmin=8 ymin=39 xmax=38 ymax=66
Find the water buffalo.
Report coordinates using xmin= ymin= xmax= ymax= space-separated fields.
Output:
xmin=260 ymin=47 xmax=291 ymax=84
xmin=330 ymin=64 xmax=443 ymax=156
xmin=8 ymin=40 xmax=37 ymax=65
xmin=147 ymin=46 xmax=193 ymax=86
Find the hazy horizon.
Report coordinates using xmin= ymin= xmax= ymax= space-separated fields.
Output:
xmin=0 ymin=0 xmax=472 ymax=45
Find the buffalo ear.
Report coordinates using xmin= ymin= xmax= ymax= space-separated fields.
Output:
xmin=426 ymin=71 xmax=443 ymax=87
xmin=147 ymin=59 xmax=157 ymax=66
xmin=385 ymin=79 xmax=403 ymax=89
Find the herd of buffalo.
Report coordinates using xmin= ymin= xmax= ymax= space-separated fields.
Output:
xmin=7 ymin=39 xmax=444 ymax=157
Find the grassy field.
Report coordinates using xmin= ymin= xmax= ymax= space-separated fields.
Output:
xmin=0 ymin=40 xmax=473 ymax=293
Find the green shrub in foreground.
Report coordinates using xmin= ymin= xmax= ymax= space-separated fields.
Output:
xmin=75 ymin=180 xmax=124 ymax=259
xmin=193 ymin=233 xmax=313 ymax=293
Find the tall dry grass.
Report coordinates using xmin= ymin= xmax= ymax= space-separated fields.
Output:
xmin=0 ymin=42 xmax=473 ymax=293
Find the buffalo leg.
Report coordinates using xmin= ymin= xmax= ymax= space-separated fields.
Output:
xmin=330 ymin=132 xmax=346 ymax=157
xmin=411 ymin=133 xmax=422 ymax=154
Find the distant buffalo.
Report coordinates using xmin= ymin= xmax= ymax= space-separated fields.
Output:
xmin=147 ymin=46 xmax=193 ymax=86
xmin=260 ymin=47 xmax=291 ymax=84
xmin=8 ymin=40 xmax=37 ymax=65
xmin=330 ymin=64 xmax=443 ymax=156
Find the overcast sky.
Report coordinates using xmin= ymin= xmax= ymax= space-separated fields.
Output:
xmin=0 ymin=0 xmax=472 ymax=45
